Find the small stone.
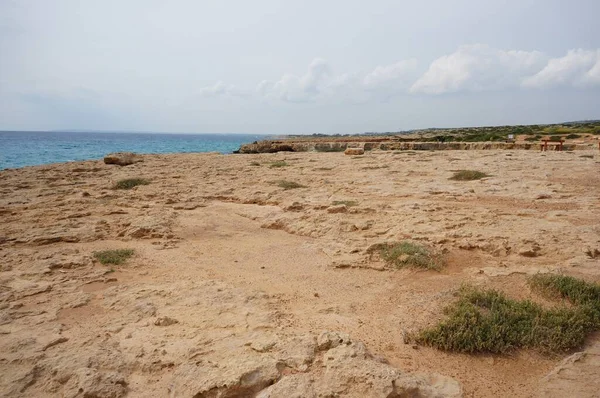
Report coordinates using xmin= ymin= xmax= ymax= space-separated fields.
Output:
xmin=154 ymin=316 xmax=179 ymax=326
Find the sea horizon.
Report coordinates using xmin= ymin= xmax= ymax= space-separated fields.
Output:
xmin=0 ymin=131 xmax=265 ymax=170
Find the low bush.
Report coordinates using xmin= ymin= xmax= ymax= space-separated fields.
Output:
xmin=369 ymin=241 xmax=442 ymax=271
xmin=275 ymin=180 xmax=306 ymax=190
xmin=449 ymin=170 xmax=490 ymax=181
xmin=417 ymin=275 xmax=600 ymax=354
xmin=114 ymin=178 xmax=150 ymax=190
xmin=93 ymin=249 xmax=134 ymax=265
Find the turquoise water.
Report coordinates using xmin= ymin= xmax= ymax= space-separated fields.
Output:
xmin=0 ymin=131 xmax=264 ymax=170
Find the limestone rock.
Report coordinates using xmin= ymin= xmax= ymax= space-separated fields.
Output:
xmin=170 ymin=355 xmax=280 ymax=397
xmin=257 ymin=331 xmax=462 ymax=398
xmin=537 ymin=341 xmax=600 ymax=397
xmin=63 ymin=368 xmax=128 ymax=398
xmin=103 ymin=152 xmax=142 ymax=166
xmin=345 ymin=148 xmax=365 ymax=156
xmin=327 ymin=204 xmax=348 ymax=214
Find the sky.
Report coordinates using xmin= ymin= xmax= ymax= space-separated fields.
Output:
xmin=1 ymin=0 xmax=599 ymax=134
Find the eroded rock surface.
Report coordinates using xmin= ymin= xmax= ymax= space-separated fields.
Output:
xmin=1 ymin=150 xmax=598 ymax=397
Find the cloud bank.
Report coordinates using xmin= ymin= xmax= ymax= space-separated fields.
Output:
xmin=204 ymin=46 xmax=600 ymax=105
xmin=410 ymin=44 xmax=546 ymax=94
xmin=523 ymin=49 xmax=600 ymax=88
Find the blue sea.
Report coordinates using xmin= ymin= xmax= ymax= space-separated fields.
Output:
xmin=0 ymin=131 xmax=265 ymax=170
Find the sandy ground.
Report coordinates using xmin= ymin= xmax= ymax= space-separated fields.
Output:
xmin=1 ymin=149 xmax=599 ymax=397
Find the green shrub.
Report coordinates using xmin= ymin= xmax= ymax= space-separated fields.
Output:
xmin=417 ymin=275 xmax=600 ymax=354
xmin=449 ymin=170 xmax=490 ymax=181
xmin=565 ymin=133 xmax=581 ymax=139
xmin=369 ymin=241 xmax=442 ymax=271
xmin=114 ymin=178 xmax=150 ymax=190
xmin=524 ymin=135 xmax=542 ymax=142
xmin=93 ymin=249 xmax=134 ymax=265
xmin=269 ymin=161 xmax=288 ymax=168
xmin=249 ymin=161 xmax=261 ymax=166
xmin=529 ymin=274 xmax=600 ymax=308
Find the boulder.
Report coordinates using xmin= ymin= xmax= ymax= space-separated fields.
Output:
xmin=345 ymin=148 xmax=365 ymax=156
xmin=103 ymin=152 xmax=142 ymax=166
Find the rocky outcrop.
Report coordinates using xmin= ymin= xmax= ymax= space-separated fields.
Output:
xmin=345 ymin=147 xmax=365 ymax=155
xmin=103 ymin=152 xmax=143 ymax=166
xmin=237 ymin=140 xmax=587 ymax=154
xmin=171 ymin=331 xmax=463 ymax=398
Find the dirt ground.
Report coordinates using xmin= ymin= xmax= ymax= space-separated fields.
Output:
xmin=1 ymin=149 xmax=599 ymax=397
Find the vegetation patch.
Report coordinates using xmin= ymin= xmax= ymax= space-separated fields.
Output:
xmin=93 ymin=249 xmax=134 ymax=265
xmin=368 ymin=241 xmax=442 ymax=271
xmin=332 ymin=200 xmax=358 ymax=207
xmin=274 ymin=180 xmax=306 ymax=190
xmin=449 ymin=170 xmax=490 ymax=181
xmin=114 ymin=178 xmax=150 ymax=189
xmin=269 ymin=161 xmax=288 ymax=168
xmin=416 ymin=275 xmax=600 ymax=354
xmin=114 ymin=178 xmax=150 ymax=190
xmin=524 ymin=134 xmax=543 ymax=142
xmin=249 ymin=161 xmax=261 ymax=166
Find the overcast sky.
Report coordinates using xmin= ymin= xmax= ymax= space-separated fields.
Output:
xmin=1 ymin=0 xmax=599 ymax=134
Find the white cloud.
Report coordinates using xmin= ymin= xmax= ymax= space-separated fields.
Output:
xmin=523 ymin=49 xmax=600 ymax=88
xmin=257 ymin=58 xmax=332 ymax=102
xmin=410 ymin=44 xmax=546 ymax=94
xmin=363 ymin=59 xmax=418 ymax=88
xmin=198 ymin=81 xmax=245 ymax=98
xmin=202 ymin=47 xmax=600 ymax=104
xmin=258 ymin=58 xmax=417 ymax=103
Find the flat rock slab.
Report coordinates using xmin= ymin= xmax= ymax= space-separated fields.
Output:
xmin=538 ymin=340 xmax=600 ymax=398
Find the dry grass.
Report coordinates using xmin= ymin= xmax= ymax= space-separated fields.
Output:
xmin=417 ymin=275 xmax=600 ymax=354
xmin=93 ymin=249 xmax=134 ymax=265
xmin=274 ymin=180 xmax=306 ymax=190
xmin=449 ymin=170 xmax=490 ymax=181
xmin=114 ymin=178 xmax=150 ymax=189
xmin=369 ymin=241 xmax=442 ymax=271
xmin=269 ymin=161 xmax=288 ymax=168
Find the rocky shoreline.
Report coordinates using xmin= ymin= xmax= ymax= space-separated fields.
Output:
xmin=237 ymin=139 xmax=592 ymax=153
xmin=1 ymin=149 xmax=599 ymax=397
